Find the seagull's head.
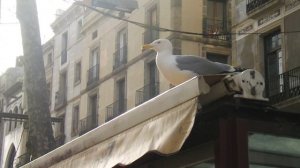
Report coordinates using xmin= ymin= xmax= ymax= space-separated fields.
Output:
xmin=143 ymin=39 xmax=173 ymax=53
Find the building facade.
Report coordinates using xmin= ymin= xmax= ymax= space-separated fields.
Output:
xmin=50 ymin=0 xmax=232 ymax=143
xmin=231 ymin=0 xmax=300 ymax=167
xmin=0 ymin=66 xmax=26 ymax=168
xmin=232 ymin=0 xmax=300 ymax=110
xmin=0 ymin=39 xmax=55 ymax=167
xmin=1 ymin=0 xmax=233 ymax=167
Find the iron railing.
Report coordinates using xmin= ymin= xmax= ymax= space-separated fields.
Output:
xmin=203 ymin=18 xmax=230 ymax=41
xmin=55 ymin=134 xmax=65 ymax=147
xmin=61 ymin=49 xmax=67 ymax=65
xmin=246 ymin=0 xmax=272 ymax=14
xmin=79 ymin=114 xmax=98 ymax=135
xmin=268 ymin=67 xmax=300 ymax=104
xmin=106 ymin=99 xmax=127 ymax=121
xmin=135 ymin=82 xmax=159 ymax=106
xmin=144 ymin=29 xmax=159 ymax=44
xmin=71 ymin=120 xmax=79 ymax=136
xmin=87 ymin=64 xmax=99 ymax=86
xmin=113 ymin=45 xmax=128 ymax=70
xmin=16 ymin=153 xmax=31 ymax=167
xmin=54 ymin=90 xmax=67 ymax=109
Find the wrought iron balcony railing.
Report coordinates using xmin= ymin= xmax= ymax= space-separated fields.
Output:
xmin=71 ymin=121 xmax=79 ymax=137
xmin=106 ymin=99 xmax=127 ymax=122
xmin=61 ymin=49 xmax=67 ymax=65
xmin=268 ymin=67 xmax=300 ymax=104
xmin=144 ymin=29 xmax=159 ymax=44
xmin=54 ymin=90 xmax=67 ymax=109
xmin=246 ymin=0 xmax=272 ymax=14
xmin=79 ymin=114 xmax=98 ymax=135
xmin=55 ymin=134 xmax=65 ymax=147
xmin=16 ymin=153 xmax=31 ymax=167
xmin=87 ymin=64 xmax=99 ymax=86
xmin=203 ymin=18 xmax=230 ymax=41
xmin=113 ymin=45 xmax=128 ymax=70
xmin=135 ymin=82 xmax=159 ymax=106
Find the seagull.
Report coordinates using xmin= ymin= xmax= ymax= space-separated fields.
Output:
xmin=143 ymin=39 xmax=238 ymax=87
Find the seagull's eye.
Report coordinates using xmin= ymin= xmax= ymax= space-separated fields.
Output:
xmin=157 ymin=41 xmax=161 ymax=44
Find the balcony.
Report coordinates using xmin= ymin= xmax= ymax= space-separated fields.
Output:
xmin=203 ymin=18 xmax=230 ymax=41
xmin=16 ymin=153 xmax=31 ymax=167
xmin=61 ymin=49 xmax=67 ymax=65
xmin=113 ymin=45 xmax=128 ymax=70
xmin=87 ymin=64 xmax=99 ymax=87
xmin=268 ymin=67 xmax=300 ymax=105
xmin=246 ymin=0 xmax=282 ymax=16
xmin=246 ymin=0 xmax=272 ymax=13
xmin=135 ymin=82 xmax=159 ymax=106
xmin=54 ymin=90 xmax=67 ymax=110
xmin=106 ymin=99 xmax=127 ymax=122
xmin=55 ymin=134 xmax=65 ymax=148
xmin=79 ymin=114 xmax=98 ymax=135
xmin=144 ymin=29 xmax=159 ymax=44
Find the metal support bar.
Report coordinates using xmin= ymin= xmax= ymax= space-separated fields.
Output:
xmin=0 ymin=112 xmax=63 ymax=122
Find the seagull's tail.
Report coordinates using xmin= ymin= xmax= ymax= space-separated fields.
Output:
xmin=228 ymin=66 xmax=247 ymax=73
xmin=234 ymin=66 xmax=247 ymax=72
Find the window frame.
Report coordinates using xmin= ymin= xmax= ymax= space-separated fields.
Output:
xmin=71 ymin=105 xmax=80 ymax=137
xmin=74 ymin=61 xmax=82 ymax=86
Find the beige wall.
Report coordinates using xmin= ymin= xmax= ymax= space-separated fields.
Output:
xmin=49 ymin=0 xmax=232 ymax=143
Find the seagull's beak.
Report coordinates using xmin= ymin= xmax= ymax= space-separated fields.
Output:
xmin=142 ymin=44 xmax=154 ymax=51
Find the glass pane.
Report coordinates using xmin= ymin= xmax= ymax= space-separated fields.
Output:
xmin=150 ymin=7 xmax=157 ymax=26
xmin=207 ymin=0 xmax=225 ymax=21
xmin=265 ymin=32 xmax=281 ymax=52
xmin=249 ymin=133 xmax=300 ymax=168
xmin=186 ymin=160 xmax=215 ymax=168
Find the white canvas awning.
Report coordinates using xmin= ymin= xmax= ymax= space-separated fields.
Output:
xmin=51 ymin=98 xmax=198 ymax=168
xmin=22 ymin=77 xmax=210 ymax=168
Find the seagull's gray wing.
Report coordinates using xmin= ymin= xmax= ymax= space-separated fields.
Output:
xmin=175 ymin=55 xmax=233 ymax=75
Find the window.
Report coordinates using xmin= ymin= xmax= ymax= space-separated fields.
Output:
xmin=61 ymin=32 xmax=68 ymax=64
xmin=204 ymin=0 xmax=228 ymax=40
xmin=144 ymin=6 xmax=159 ymax=43
xmin=91 ymin=47 xmax=99 ymax=65
xmin=47 ymin=53 xmax=53 ymax=66
xmin=92 ymin=30 xmax=98 ymax=40
xmin=136 ymin=59 xmax=159 ymax=106
xmin=8 ymin=110 xmax=12 ymax=132
xmin=207 ymin=0 xmax=226 ymax=21
xmin=55 ymin=72 xmax=67 ymax=108
xmin=79 ymin=94 xmax=98 ymax=135
xmin=149 ymin=6 xmax=158 ymax=28
xmin=74 ymin=61 xmax=81 ymax=85
xmin=147 ymin=60 xmax=159 ymax=98
xmin=87 ymin=47 xmax=100 ymax=85
xmin=248 ymin=133 xmax=300 ymax=167
xmin=47 ymin=82 xmax=51 ymax=104
xmin=72 ymin=105 xmax=79 ymax=136
xmin=55 ymin=114 xmax=65 ymax=146
xmin=89 ymin=95 xmax=98 ymax=127
xmin=77 ymin=19 xmax=83 ymax=39
xmin=0 ymin=99 xmax=3 ymax=112
xmin=207 ymin=53 xmax=228 ymax=64
xmin=264 ymin=31 xmax=282 ymax=97
xmin=116 ymin=78 xmax=126 ymax=114
xmin=59 ymin=72 xmax=67 ymax=96
xmin=14 ymin=107 xmax=18 ymax=128
xmin=7 ymin=145 xmax=16 ymax=168
xmin=114 ymin=28 xmax=128 ymax=69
